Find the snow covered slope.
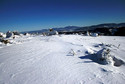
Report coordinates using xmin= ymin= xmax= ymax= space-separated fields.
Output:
xmin=0 ymin=35 xmax=125 ymax=84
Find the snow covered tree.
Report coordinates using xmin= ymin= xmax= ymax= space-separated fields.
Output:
xmin=96 ymin=48 xmax=114 ymax=65
xmin=6 ymin=31 xmax=14 ymax=38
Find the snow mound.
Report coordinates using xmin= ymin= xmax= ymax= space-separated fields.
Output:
xmin=80 ymin=47 xmax=125 ymax=67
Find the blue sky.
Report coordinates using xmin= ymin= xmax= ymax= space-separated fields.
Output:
xmin=0 ymin=0 xmax=125 ymax=32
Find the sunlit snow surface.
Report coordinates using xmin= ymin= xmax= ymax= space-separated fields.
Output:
xmin=0 ymin=35 xmax=125 ymax=84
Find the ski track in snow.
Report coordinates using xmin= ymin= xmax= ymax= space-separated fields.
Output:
xmin=0 ymin=35 xmax=125 ymax=84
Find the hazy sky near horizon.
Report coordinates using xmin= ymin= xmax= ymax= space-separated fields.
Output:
xmin=0 ymin=0 xmax=125 ymax=32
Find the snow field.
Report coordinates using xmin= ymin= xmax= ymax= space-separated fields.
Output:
xmin=0 ymin=35 xmax=125 ymax=84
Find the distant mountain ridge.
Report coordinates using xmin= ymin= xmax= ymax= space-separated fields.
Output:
xmin=23 ymin=23 xmax=125 ymax=34
xmin=75 ymin=23 xmax=125 ymax=32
